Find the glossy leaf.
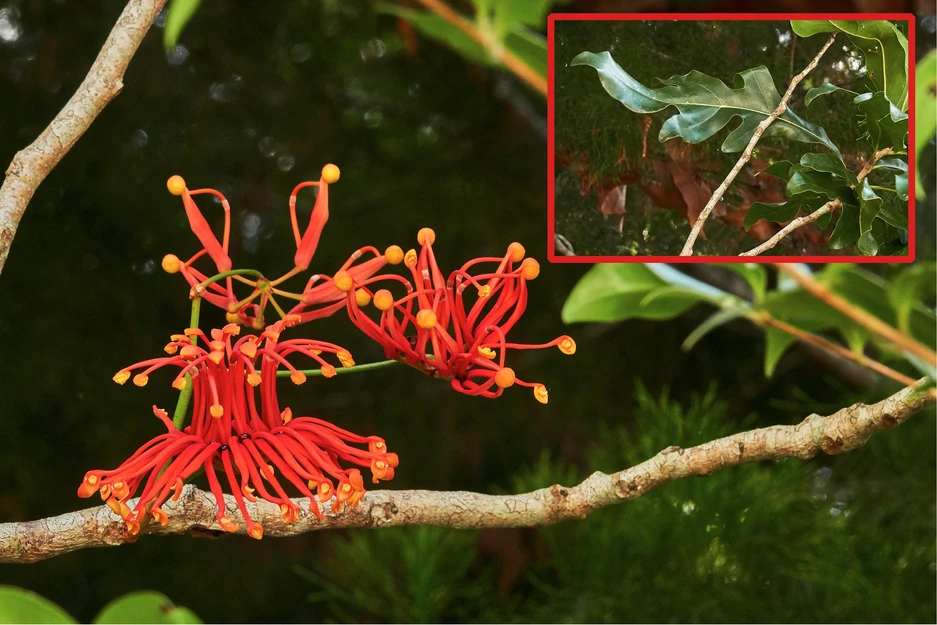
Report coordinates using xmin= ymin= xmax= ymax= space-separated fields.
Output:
xmin=915 ymin=50 xmax=936 ymax=198
xmin=163 ymin=0 xmax=203 ymax=51
xmin=571 ymin=51 xmax=841 ymax=155
xmin=828 ymin=203 xmax=860 ymax=249
xmin=744 ymin=192 xmax=827 ymax=230
xmin=895 ymin=172 xmax=908 ymax=201
xmin=876 ymin=191 xmax=908 ymax=229
xmin=804 ymin=83 xmax=858 ymax=106
xmin=787 ymin=170 xmax=848 ymax=200
xmin=791 ymin=20 xmax=909 ymax=110
xmin=855 ymin=91 xmax=908 ymax=151
xmin=718 ymin=264 xmax=767 ymax=303
xmin=682 ymin=308 xmax=747 ymax=352
xmin=887 ymin=263 xmax=937 ymax=334
xmin=562 ymin=264 xmax=709 ymax=324
xmin=800 ymin=153 xmax=856 ymax=185
xmin=94 ymin=592 xmax=202 ymax=624
xmin=870 ymin=157 xmax=908 ymax=173
xmin=857 ymin=179 xmax=883 ymax=239
xmin=0 ymin=586 xmax=76 ymax=624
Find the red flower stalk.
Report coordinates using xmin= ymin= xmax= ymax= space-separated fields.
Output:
xmin=338 ymin=228 xmax=576 ymax=403
xmin=159 ymin=164 xmax=390 ymax=330
xmin=80 ymin=316 xmax=398 ymax=538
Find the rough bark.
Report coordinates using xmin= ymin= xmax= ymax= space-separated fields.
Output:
xmin=0 ymin=0 xmax=167 ymax=274
xmin=1 ymin=382 xmax=931 ymax=564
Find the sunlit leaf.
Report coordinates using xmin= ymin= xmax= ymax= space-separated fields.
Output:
xmin=163 ymin=0 xmax=202 ymax=51
xmin=791 ymin=20 xmax=909 ymax=111
xmin=94 ymin=591 xmax=202 ymax=624
xmin=0 ymin=587 xmax=76 ymax=624
xmin=682 ymin=308 xmax=747 ymax=352
xmin=718 ymin=264 xmax=767 ymax=303
xmin=570 ymin=51 xmax=841 ymax=155
xmin=887 ymin=263 xmax=937 ymax=334
xmin=915 ymin=50 xmax=936 ymax=198
xmin=379 ymin=5 xmax=491 ymax=66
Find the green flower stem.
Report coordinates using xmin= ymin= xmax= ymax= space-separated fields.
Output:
xmin=171 ymin=297 xmax=202 ymax=430
xmin=276 ymin=359 xmax=402 ymax=378
xmin=197 ymin=268 xmax=264 ymax=291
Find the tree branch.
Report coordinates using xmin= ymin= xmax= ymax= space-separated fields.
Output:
xmin=740 ymin=147 xmax=893 ymax=257
xmin=775 ymin=263 xmax=937 ymax=364
xmin=1 ymin=381 xmax=931 ymax=564
xmin=0 ymin=0 xmax=167 ymax=275
xmin=412 ymin=0 xmax=547 ymax=97
xmin=679 ymin=33 xmax=836 ymax=256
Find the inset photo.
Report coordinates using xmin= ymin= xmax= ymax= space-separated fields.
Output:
xmin=548 ymin=15 xmax=915 ymax=262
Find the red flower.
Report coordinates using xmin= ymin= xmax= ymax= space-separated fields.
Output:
xmin=160 ymin=165 xmax=389 ymax=330
xmin=339 ymin=229 xmax=575 ymax=402
xmin=80 ymin=316 xmax=398 ymax=538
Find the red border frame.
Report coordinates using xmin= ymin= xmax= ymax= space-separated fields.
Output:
xmin=546 ymin=13 xmax=916 ymax=264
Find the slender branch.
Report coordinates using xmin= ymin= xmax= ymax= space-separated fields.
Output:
xmin=741 ymin=147 xmax=894 ymax=257
xmin=1 ymin=382 xmax=931 ymax=564
xmin=739 ymin=199 xmax=841 ymax=257
xmin=0 ymin=0 xmax=168 ymax=275
xmin=412 ymin=0 xmax=547 ymax=97
xmin=679 ymin=33 xmax=837 ymax=256
xmin=775 ymin=264 xmax=937 ymax=365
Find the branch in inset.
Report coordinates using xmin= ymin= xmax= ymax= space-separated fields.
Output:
xmin=679 ymin=33 xmax=837 ymax=256
xmin=0 ymin=0 xmax=167 ymax=275
xmin=0 ymin=381 xmax=931 ymax=564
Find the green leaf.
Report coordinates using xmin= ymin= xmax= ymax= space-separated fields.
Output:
xmin=799 ymin=153 xmax=857 ymax=185
xmin=894 ymin=172 xmax=908 ymax=201
xmin=163 ymin=0 xmax=202 ymax=51
xmin=887 ymin=263 xmax=937 ymax=334
xmin=0 ymin=586 xmax=77 ymax=624
xmin=562 ymin=264 xmax=706 ymax=324
xmin=915 ymin=50 xmax=936 ymax=198
xmin=828 ymin=203 xmax=860 ymax=249
xmin=379 ymin=5 xmax=492 ymax=66
xmin=504 ymin=28 xmax=546 ymax=80
xmin=94 ymin=592 xmax=201 ymax=624
xmin=744 ymin=192 xmax=827 ymax=230
xmin=787 ymin=170 xmax=848 ymax=200
xmin=804 ymin=83 xmax=859 ymax=106
xmin=570 ymin=51 xmax=841 ymax=155
xmin=820 ymin=265 xmax=936 ymax=349
xmin=855 ymin=91 xmax=908 ymax=151
xmin=718 ymin=264 xmax=767 ymax=303
xmin=876 ymin=190 xmax=908 ymax=229
xmin=485 ymin=0 xmax=556 ymax=30
xmin=763 ymin=327 xmax=798 ymax=377
xmin=791 ymin=20 xmax=909 ymax=110
xmin=857 ymin=179 xmax=883 ymax=238
xmin=757 ymin=160 xmax=798 ymax=179
xmin=870 ymin=157 xmax=907 ymax=173
xmin=682 ymin=308 xmax=747 ymax=352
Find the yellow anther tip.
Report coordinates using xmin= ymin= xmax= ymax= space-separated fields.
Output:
xmin=321 ymin=365 xmax=337 ymax=378
xmin=478 ymin=346 xmax=496 ymax=360
xmin=172 ymin=377 xmax=187 ymax=391
xmin=333 ymin=270 xmax=353 ymax=292
xmin=321 ymin=163 xmax=341 ymax=184
xmin=558 ymin=336 xmax=577 ymax=355
xmin=354 ymin=288 xmax=371 ymax=308
xmin=373 ymin=289 xmax=394 ymax=311
xmin=416 ymin=309 xmax=437 ymax=330
xmin=225 ymin=311 xmax=242 ymax=325
xmin=166 ymin=175 xmax=186 ymax=196
xmin=210 ymin=404 xmax=224 ymax=418
xmin=533 ymin=384 xmax=549 ymax=404
xmin=416 ymin=227 xmax=436 ymax=246
xmin=113 ymin=370 xmax=131 ymax=385
xmin=132 ymin=374 xmax=149 ymax=387
xmin=494 ymin=367 xmax=516 ymax=389
xmin=161 ymin=254 xmax=181 ymax=274
xmin=404 ymin=248 xmax=418 ymax=267
xmin=477 ymin=285 xmax=492 ymax=298
xmin=521 ymin=258 xmax=540 ymax=280
xmin=508 ymin=242 xmax=525 ymax=263
xmin=384 ymin=245 xmax=404 ymax=265
xmin=291 ymin=371 xmax=307 ymax=385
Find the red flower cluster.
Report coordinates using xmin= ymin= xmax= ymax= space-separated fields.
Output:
xmin=336 ymin=228 xmax=576 ymax=402
xmin=79 ymin=316 xmax=397 ymax=538
xmin=159 ymin=165 xmax=390 ymax=330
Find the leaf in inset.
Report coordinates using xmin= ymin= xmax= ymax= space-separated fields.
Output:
xmin=804 ymin=83 xmax=859 ymax=106
xmin=857 ymin=179 xmax=883 ymax=237
xmin=787 ymin=170 xmax=848 ymax=200
xmin=791 ymin=20 xmax=909 ymax=110
xmin=744 ymin=192 xmax=827 ymax=230
xmin=571 ymin=51 xmax=841 ymax=155
xmin=855 ymin=91 xmax=908 ymax=151
xmin=756 ymin=160 xmax=798 ymax=179
xmin=828 ymin=202 xmax=860 ymax=249
xmin=799 ymin=153 xmax=857 ymax=185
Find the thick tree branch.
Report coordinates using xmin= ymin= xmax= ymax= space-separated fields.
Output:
xmin=0 ymin=0 xmax=167 ymax=275
xmin=680 ymin=33 xmax=837 ymax=256
xmin=1 ymin=382 xmax=931 ymax=564
xmin=740 ymin=147 xmax=893 ymax=257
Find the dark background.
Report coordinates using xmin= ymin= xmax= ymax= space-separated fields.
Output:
xmin=0 ymin=1 xmax=934 ymax=622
